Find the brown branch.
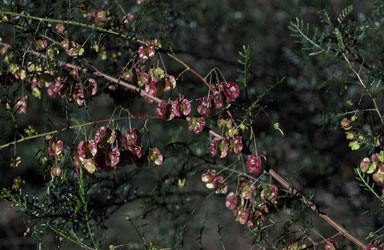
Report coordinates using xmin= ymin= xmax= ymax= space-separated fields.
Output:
xmin=166 ymin=53 xmax=213 ymax=91
xmin=268 ymin=169 xmax=366 ymax=249
xmin=91 ymin=65 xmax=163 ymax=104
xmin=0 ymin=42 xmax=367 ymax=249
xmin=307 ymin=232 xmax=342 ymax=249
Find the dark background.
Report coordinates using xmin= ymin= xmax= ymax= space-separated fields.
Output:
xmin=0 ymin=0 xmax=382 ymax=249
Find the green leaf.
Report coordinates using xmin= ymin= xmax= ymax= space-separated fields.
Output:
xmin=335 ymin=28 xmax=345 ymax=50
xmin=378 ymin=151 xmax=384 ymax=162
xmin=348 ymin=141 xmax=360 ymax=150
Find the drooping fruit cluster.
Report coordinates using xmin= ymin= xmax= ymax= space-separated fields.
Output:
xmin=47 ymin=73 xmax=97 ymax=106
xmin=324 ymin=240 xmax=338 ymax=250
xmin=156 ymin=80 xmax=240 ymax=135
xmin=366 ymin=240 xmax=384 ymax=250
xmin=283 ymin=242 xmax=307 ymax=250
xmin=201 ymin=167 xmax=278 ymax=229
xmin=2 ymin=44 xmax=97 ymax=112
xmin=284 ymin=241 xmax=338 ymax=250
xmin=13 ymin=95 xmax=29 ymax=114
xmin=87 ymin=10 xmax=111 ymax=25
xmin=187 ymin=117 xmax=205 ymax=134
xmin=360 ymin=151 xmax=384 ymax=184
xmin=138 ymin=45 xmax=155 ymax=61
xmin=340 ymin=116 xmax=382 ymax=151
xmin=197 ymin=81 xmax=240 ymax=116
xmin=41 ymin=138 xmax=65 ymax=178
xmin=61 ymin=40 xmax=85 ymax=57
xmin=209 ymin=119 xmax=245 ymax=158
xmin=210 ymin=135 xmax=243 ymax=158
xmin=72 ymin=126 xmax=163 ymax=174
xmin=156 ymin=96 xmax=192 ymax=119
xmin=226 ymin=181 xmax=278 ymax=228
xmin=246 ymin=154 xmax=266 ymax=174
xmin=108 ymin=43 xmax=179 ymax=105
xmin=127 ymin=62 xmax=177 ymax=104
xmin=201 ymin=169 xmax=227 ymax=194
xmin=48 ymin=139 xmax=64 ymax=157
xmin=10 ymin=156 xmax=22 ymax=168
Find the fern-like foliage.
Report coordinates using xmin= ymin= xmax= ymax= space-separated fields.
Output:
xmin=290 ymin=5 xmax=356 ymax=60
xmin=354 ymin=167 xmax=382 ymax=201
xmin=337 ymin=4 xmax=353 ymax=24
xmin=236 ymin=45 xmax=251 ymax=88
xmin=288 ymin=17 xmax=326 ymax=56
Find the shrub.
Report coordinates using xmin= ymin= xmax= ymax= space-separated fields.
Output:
xmin=1 ymin=1 xmax=384 ymax=249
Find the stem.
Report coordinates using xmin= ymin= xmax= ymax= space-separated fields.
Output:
xmin=166 ymin=53 xmax=212 ymax=91
xmin=48 ymin=224 xmax=95 ymax=250
xmin=307 ymin=232 xmax=342 ymax=248
xmin=90 ymin=64 xmax=163 ymax=103
xmin=215 ymin=163 xmax=263 ymax=183
xmin=78 ymin=167 xmax=99 ymax=249
xmin=126 ymin=217 xmax=147 ymax=248
xmin=372 ymin=98 xmax=384 ymax=124
xmin=0 ymin=11 xmax=146 ymax=45
xmin=268 ymin=169 xmax=367 ymax=249
xmin=1 ymin=10 xmax=212 ymax=92
xmin=354 ymin=168 xmax=382 ymax=201
xmin=0 ymin=115 xmax=160 ymax=151
xmin=342 ymin=53 xmax=384 ymax=125
xmin=342 ymin=53 xmax=366 ymax=88
xmin=290 ymin=20 xmax=325 ymax=54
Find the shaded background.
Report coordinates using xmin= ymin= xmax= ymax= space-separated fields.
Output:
xmin=0 ymin=0 xmax=382 ymax=249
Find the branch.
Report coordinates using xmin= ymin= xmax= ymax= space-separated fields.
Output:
xmin=0 ymin=38 xmax=367 ymax=249
xmin=0 ymin=11 xmax=213 ymax=91
xmin=0 ymin=11 xmax=146 ymax=45
xmin=0 ymin=114 xmax=161 ymax=151
xmin=0 ymin=42 xmax=223 ymax=147
xmin=306 ymin=232 xmax=342 ymax=249
xmin=268 ymin=169 xmax=366 ymax=249
xmin=166 ymin=53 xmax=212 ymax=91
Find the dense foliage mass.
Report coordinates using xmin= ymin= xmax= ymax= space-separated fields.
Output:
xmin=1 ymin=0 xmax=384 ymax=249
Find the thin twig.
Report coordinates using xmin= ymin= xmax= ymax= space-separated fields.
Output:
xmin=342 ymin=52 xmax=384 ymax=125
xmin=0 ymin=115 xmax=161 ymax=151
xmin=0 ymin=11 xmax=146 ymax=45
xmin=307 ymin=232 xmax=342 ymax=249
